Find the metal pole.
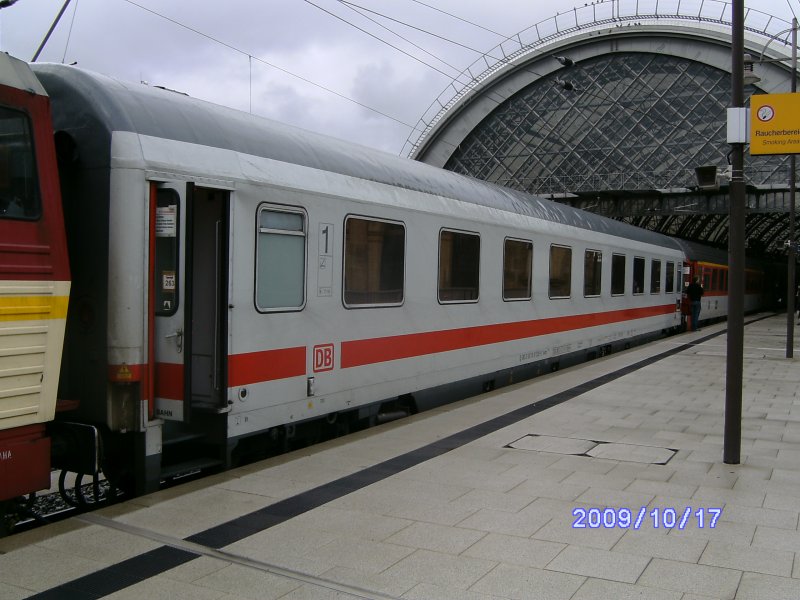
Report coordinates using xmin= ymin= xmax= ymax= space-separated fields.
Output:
xmin=31 ymin=0 xmax=73 ymax=62
xmin=724 ymin=0 xmax=745 ymax=465
xmin=787 ymin=18 xmax=797 ymax=359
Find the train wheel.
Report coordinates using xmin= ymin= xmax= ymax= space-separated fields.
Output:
xmin=73 ymin=472 xmax=123 ymax=507
xmin=58 ymin=470 xmax=81 ymax=507
xmin=58 ymin=469 xmax=125 ymax=507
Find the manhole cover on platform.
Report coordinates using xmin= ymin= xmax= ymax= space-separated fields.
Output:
xmin=507 ymin=435 xmax=597 ymax=455
xmin=507 ymin=435 xmax=676 ymax=465
xmin=586 ymin=443 xmax=675 ymax=465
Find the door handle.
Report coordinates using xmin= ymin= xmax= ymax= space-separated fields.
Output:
xmin=165 ymin=328 xmax=183 ymax=353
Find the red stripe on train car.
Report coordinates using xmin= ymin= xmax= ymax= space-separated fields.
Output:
xmin=155 ymin=363 xmax=184 ymax=400
xmin=108 ymin=363 xmax=183 ymax=400
xmin=228 ymin=346 xmax=307 ymax=387
xmin=341 ymin=304 xmax=676 ymax=369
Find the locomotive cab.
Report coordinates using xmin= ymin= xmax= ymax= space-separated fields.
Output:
xmin=0 ymin=54 xmax=70 ymax=506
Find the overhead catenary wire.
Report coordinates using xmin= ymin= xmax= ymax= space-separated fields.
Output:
xmin=404 ymin=0 xmax=508 ymax=39
xmin=329 ymin=0 xmax=521 ymax=112
xmin=334 ymin=0 xmax=468 ymax=80
xmin=118 ymin=0 xmax=419 ymax=133
xmin=60 ymin=0 xmax=79 ymax=63
xmin=302 ymin=0 xmax=461 ymax=81
xmin=329 ymin=0 xmax=523 ymax=109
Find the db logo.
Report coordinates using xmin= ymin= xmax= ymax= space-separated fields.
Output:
xmin=313 ymin=344 xmax=335 ymax=372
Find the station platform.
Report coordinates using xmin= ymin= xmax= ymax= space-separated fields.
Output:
xmin=1 ymin=314 xmax=799 ymax=600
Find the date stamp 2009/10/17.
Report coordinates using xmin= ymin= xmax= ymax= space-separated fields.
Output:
xmin=572 ymin=507 xmax=722 ymax=530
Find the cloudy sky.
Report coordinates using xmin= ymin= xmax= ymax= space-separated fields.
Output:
xmin=2 ymin=0 xmax=798 ymax=154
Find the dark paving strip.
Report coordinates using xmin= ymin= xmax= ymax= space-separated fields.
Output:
xmin=29 ymin=323 xmax=743 ymax=599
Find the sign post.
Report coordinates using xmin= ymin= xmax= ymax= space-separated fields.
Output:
xmin=749 ymin=21 xmax=798 ymax=360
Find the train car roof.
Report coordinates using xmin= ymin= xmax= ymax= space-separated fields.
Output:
xmin=32 ymin=62 xmax=681 ymax=250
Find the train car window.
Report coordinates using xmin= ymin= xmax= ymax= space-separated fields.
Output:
xmin=633 ymin=256 xmax=645 ymax=295
xmin=256 ymin=206 xmax=306 ymax=311
xmin=611 ymin=253 xmax=626 ymax=296
xmin=344 ymin=216 xmax=405 ymax=307
xmin=702 ymin=269 xmax=711 ymax=291
xmin=666 ymin=261 xmax=675 ymax=293
xmin=155 ymin=189 xmax=180 ymax=315
xmin=584 ymin=249 xmax=602 ymax=297
xmin=651 ymin=259 xmax=662 ymax=294
xmin=549 ymin=245 xmax=572 ymax=299
xmin=712 ymin=269 xmax=720 ymax=292
xmin=439 ymin=229 xmax=480 ymax=303
xmin=0 ymin=106 xmax=41 ymax=220
xmin=503 ymin=238 xmax=532 ymax=301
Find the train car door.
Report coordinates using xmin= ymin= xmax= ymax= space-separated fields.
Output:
xmin=152 ymin=182 xmax=230 ymax=422
xmin=185 ymin=185 xmax=230 ymax=417
xmin=152 ymin=182 xmax=186 ymax=421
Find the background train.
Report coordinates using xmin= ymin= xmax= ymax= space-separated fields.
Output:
xmin=0 ymin=54 xmax=768 ymax=527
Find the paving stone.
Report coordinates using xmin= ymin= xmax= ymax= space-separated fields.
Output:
xmin=545 ymin=545 xmax=651 ymax=583
xmin=381 ymin=549 xmax=496 ymax=590
xmin=638 ymin=558 xmax=742 ymax=599
xmin=462 ymin=533 xmax=565 ymax=568
xmin=752 ymin=526 xmax=800 ymax=552
xmin=570 ymin=578 xmax=682 ymax=600
xmin=385 ymin=521 xmax=486 ymax=554
xmin=469 ymin=563 xmax=585 ymax=600
xmin=613 ymin=529 xmax=708 ymax=562
xmin=735 ymin=572 xmax=800 ymax=600
xmin=699 ymin=541 xmax=794 ymax=577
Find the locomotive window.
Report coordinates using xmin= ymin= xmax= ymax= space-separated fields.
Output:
xmin=584 ymin=249 xmax=602 ymax=297
xmin=611 ymin=253 xmax=626 ymax=296
xmin=503 ymin=238 xmax=532 ymax=300
xmin=549 ymin=245 xmax=572 ymax=299
xmin=155 ymin=189 xmax=180 ymax=315
xmin=633 ymin=257 xmax=645 ymax=295
xmin=651 ymin=259 xmax=662 ymax=294
xmin=665 ymin=261 xmax=675 ymax=293
xmin=256 ymin=206 xmax=306 ymax=311
xmin=0 ymin=106 xmax=40 ymax=220
xmin=439 ymin=229 xmax=480 ymax=303
xmin=344 ymin=216 xmax=405 ymax=307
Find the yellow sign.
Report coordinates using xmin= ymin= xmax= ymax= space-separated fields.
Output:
xmin=116 ymin=364 xmax=133 ymax=380
xmin=751 ymin=93 xmax=800 ymax=155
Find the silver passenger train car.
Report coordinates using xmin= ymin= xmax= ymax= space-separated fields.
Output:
xmin=34 ymin=63 xmax=693 ymax=494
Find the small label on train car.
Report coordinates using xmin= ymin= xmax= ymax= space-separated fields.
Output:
xmin=162 ymin=271 xmax=176 ymax=291
xmin=317 ymin=224 xmax=334 ymax=297
xmin=156 ymin=205 xmax=177 ymax=237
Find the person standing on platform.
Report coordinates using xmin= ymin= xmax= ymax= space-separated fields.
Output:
xmin=686 ymin=277 xmax=704 ymax=331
